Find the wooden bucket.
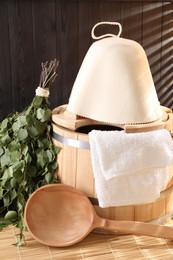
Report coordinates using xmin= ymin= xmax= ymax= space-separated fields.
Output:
xmin=51 ymin=105 xmax=173 ymax=224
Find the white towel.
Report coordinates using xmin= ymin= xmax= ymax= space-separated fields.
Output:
xmin=89 ymin=129 xmax=173 ymax=207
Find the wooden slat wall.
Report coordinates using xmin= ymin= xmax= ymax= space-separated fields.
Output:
xmin=0 ymin=0 xmax=172 ymax=121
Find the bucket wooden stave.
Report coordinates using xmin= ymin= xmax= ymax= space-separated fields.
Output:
xmin=51 ymin=106 xmax=173 ymax=223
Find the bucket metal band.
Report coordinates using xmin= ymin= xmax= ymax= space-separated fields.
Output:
xmin=52 ymin=131 xmax=90 ymax=150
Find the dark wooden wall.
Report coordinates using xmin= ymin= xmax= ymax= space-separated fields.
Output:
xmin=0 ymin=0 xmax=172 ymax=121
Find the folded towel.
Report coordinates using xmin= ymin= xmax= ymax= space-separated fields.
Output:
xmin=89 ymin=129 xmax=173 ymax=207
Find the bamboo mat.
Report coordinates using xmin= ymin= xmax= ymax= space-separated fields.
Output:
xmin=1 ymin=224 xmax=173 ymax=260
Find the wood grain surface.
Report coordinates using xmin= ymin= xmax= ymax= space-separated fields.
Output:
xmin=0 ymin=0 xmax=172 ymax=121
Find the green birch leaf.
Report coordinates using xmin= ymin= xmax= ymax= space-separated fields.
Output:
xmin=42 ymin=110 xmax=51 ymax=122
xmin=35 ymin=121 xmax=46 ymax=134
xmin=10 ymin=178 xmax=18 ymax=189
xmin=10 ymin=189 xmax=17 ymax=200
xmin=38 ymin=138 xmax=49 ymax=148
xmin=0 ymin=147 xmax=4 ymax=156
xmin=36 ymin=108 xmax=45 ymax=120
xmin=0 ymin=187 xmax=4 ymax=197
xmin=32 ymin=96 xmax=43 ymax=107
xmin=8 ymin=140 xmax=21 ymax=152
xmin=26 ymin=165 xmax=37 ymax=177
xmin=3 ymin=194 xmax=10 ymax=206
xmin=44 ymin=150 xmax=54 ymax=162
xmin=17 ymin=201 xmax=23 ymax=212
xmin=28 ymin=125 xmax=38 ymax=137
xmin=35 ymin=147 xmax=42 ymax=156
xmin=3 ymin=179 xmax=11 ymax=189
xmin=1 ymin=132 xmax=11 ymax=145
xmin=28 ymin=122 xmax=46 ymax=138
xmin=21 ymin=144 xmax=29 ymax=155
xmin=49 ymin=161 xmax=58 ymax=171
xmin=36 ymin=149 xmax=47 ymax=167
xmin=13 ymin=170 xmax=24 ymax=183
xmin=1 ymin=168 xmax=13 ymax=180
xmin=16 ymin=129 xmax=28 ymax=141
xmin=17 ymin=116 xmax=28 ymax=127
xmin=4 ymin=210 xmax=18 ymax=221
xmin=37 ymin=108 xmax=51 ymax=122
xmin=37 ymin=140 xmax=44 ymax=148
xmin=0 ymin=179 xmax=7 ymax=188
xmin=25 ymin=104 xmax=33 ymax=115
xmin=45 ymin=172 xmax=54 ymax=183
xmin=37 ymin=156 xmax=46 ymax=168
xmin=0 ymin=151 xmax=11 ymax=167
xmin=1 ymin=118 xmax=9 ymax=129
xmin=26 ymin=114 xmax=34 ymax=125
xmin=12 ymin=121 xmax=20 ymax=132
xmin=12 ymin=160 xmax=25 ymax=173
xmin=48 ymin=143 xmax=60 ymax=154
xmin=25 ymin=153 xmax=32 ymax=164
xmin=11 ymin=150 xmax=21 ymax=162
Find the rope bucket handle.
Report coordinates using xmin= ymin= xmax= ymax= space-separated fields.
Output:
xmin=91 ymin=21 xmax=122 ymax=40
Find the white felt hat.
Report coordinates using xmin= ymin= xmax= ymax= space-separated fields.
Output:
xmin=67 ymin=22 xmax=163 ymax=124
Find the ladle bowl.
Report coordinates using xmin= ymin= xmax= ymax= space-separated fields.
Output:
xmin=24 ymin=184 xmax=173 ymax=247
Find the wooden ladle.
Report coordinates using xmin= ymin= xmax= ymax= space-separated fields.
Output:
xmin=24 ymin=184 xmax=173 ymax=247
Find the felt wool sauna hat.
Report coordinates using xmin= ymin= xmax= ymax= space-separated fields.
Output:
xmin=67 ymin=22 xmax=163 ymax=125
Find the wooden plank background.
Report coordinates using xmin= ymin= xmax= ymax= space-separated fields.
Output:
xmin=0 ymin=0 xmax=172 ymax=121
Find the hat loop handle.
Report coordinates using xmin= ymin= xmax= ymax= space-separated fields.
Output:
xmin=91 ymin=21 xmax=122 ymax=40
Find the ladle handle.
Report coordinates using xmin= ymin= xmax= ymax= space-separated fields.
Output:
xmin=101 ymin=219 xmax=173 ymax=240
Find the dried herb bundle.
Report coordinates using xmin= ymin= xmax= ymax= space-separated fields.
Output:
xmin=0 ymin=59 xmax=60 ymax=245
